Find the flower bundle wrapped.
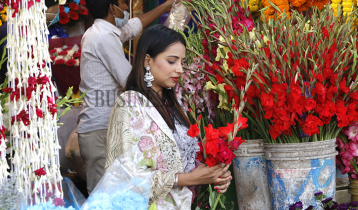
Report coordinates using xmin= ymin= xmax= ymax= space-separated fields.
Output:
xmin=49 ymin=44 xmax=81 ymax=66
xmin=58 ymin=0 xmax=88 ymax=26
xmin=236 ymin=8 xmax=358 ymax=143
xmin=336 ymin=123 xmax=358 ymax=179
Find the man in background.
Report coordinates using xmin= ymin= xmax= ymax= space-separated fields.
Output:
xmin=78 ymin=0 xmax=175 ymax=194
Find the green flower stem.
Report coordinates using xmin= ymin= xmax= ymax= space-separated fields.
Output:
xmin=212 ymin=193 xmax=222 ymax=210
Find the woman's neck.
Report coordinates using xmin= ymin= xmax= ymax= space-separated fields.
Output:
xmin=150 ymin=86 xmax=163 ymax=98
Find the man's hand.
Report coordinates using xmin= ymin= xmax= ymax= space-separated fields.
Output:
xmin=164 ymin=0 xmax=176 ymax=12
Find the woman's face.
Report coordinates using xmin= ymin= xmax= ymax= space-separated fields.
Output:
xmin=146 ymin=42 xmax=186 ymax=93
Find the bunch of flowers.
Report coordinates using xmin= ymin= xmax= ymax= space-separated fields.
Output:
xmin=0 ymin=2 xmax=6 ymax=26
xmin=58 ymin=0 xmax=88 ymax=26
xmin=187 ymin=106 xmax=247 ymax=210
xmin=290 ymin=191 xmax=358 ymax=209
xmin=336 ymin=123 xmax=358 ymax=179
xmin=235 ymin=8 xmax=358 ymax=143
xmin=49 ymin=44 xmax=81 ymax=66
xmin=181 ymin=0 xmax=255 ymax=120
xmin=261 ymin=0 xmax=331 ymax=20
xmin=331 ymin=0 xmax=358 ymax=28
xmin=175 ymin=57 xmax=216 ymax=124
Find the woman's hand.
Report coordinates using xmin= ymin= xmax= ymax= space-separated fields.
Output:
xmin=214 ymin=169 xmax=231 ymax=194
xmin=178 ymin=163 xmax=232 ymax=187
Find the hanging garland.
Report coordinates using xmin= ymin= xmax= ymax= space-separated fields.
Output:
xmin=2 ymin=0 xmax=63 ymax=205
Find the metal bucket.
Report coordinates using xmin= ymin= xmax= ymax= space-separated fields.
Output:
xmin=233 ymin=139 xmax=271 ymax=210
xmin=265 ymin=139 xmax=337 ymax=210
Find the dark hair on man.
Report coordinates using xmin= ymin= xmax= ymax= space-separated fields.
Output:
xmin=86 ymin=0 xmax=119 ymax=19
xmin=45 ymin=0 xmax=58 ymax=8
xmin=125 ymin=24 xmax=191 ymax=130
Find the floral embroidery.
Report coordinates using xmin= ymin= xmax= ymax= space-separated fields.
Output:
xmin=138 ymin=136 xmax=155 ymax=152
xmin=150 ymin=122 xmax=159 ymax=132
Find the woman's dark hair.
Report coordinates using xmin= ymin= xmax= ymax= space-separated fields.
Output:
xmin=86 ymin=0 xmax=119 ymax=19
xmin=125 ymin=24 xmax=191 ymax=130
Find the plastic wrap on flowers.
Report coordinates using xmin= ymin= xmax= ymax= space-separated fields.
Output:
xmin=0 ymin=178 xmax=26 ymax=210
xmin=163 ymin=0 xmax=191 ymax=31
xmin=81 ymin=156 xmax=152 ymax=210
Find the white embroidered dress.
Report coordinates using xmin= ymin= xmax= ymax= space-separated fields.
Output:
xmin=105 ymin=91 xmax=198 ymax=209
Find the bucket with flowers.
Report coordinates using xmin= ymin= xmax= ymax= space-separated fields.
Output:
xmin=232 ymin=6 xmax=358 ymax=209
xmin=177 ymin=0 xmax=272 ymax=208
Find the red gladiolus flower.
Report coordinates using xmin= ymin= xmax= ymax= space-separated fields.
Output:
xmin=79 ymin=0 xmax=86 ymax=5
xmin=219 ymin=123 xmax=234 ymax=139
xmin=50 ymin=56 xmax=56 ymax=61
xmin=204 ymin=124 xmax=220 ymax=141
xmin=34 ymin=167 xmax=46 ymax=176
xmin=55 ymin=59 xmax=65 ymax=65
xmin=237 ymin=115 xmax=248 ymax=129
xmin=59 ymin=5 xmax=65 ymax=12
xmin=69 ymin=2 xmax=79 ymax=10
xmin=302 ymin=114 xmax=323 ymax=136
xmin=305 ymin=98 xmax=317 ymax=111
xmin=187 ymin=123 xmax=200 ymax=138
xmin=228 ymin=137 xmax=245 ymax=151
xmin=69 ymin=11 xmax=79 ymax=20
xmin=65 ymin=59 xmax=76 ymax=66
xmin=59 ymin=12 xmax=69 ymax=24
xmin=260 ymin=92 xmax=274 ymax=107
xmin=198 ymin=114 xmax=202 ymax=121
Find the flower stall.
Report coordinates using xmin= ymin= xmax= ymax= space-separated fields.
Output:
xmin=1 ymin=0 xmax=358 ymax=209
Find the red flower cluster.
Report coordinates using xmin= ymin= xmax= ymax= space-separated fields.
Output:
xmin=59 ymin=0 xmax=88 ymax=25
xmin=242 ymin=19 xmax=358 ymax=141
xmin=198 ymin=1 xmax=254 ymax=107
xmin=49 ymin=44 xmax=81 ymax=66
xmin=3 ymin=75 xmax=58 ymax=123
xmin=188 ymin=116 xmax=247 ymax=167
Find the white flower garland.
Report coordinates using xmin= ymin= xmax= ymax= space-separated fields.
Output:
xmin=4 ymin=0 xmax=63 ymax=205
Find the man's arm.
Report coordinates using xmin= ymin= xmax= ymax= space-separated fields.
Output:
xmin=137 ymin=0 xmax=174 ymax=28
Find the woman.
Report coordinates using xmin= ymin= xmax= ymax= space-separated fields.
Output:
xmin=105 ymin=24 xmax=232 ymax=209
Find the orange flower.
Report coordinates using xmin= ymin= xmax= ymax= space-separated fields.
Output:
xmin=311 ymin=0 xmax=330 ymax=10
xmin=290 ymin=0 xmax=307 ymax=7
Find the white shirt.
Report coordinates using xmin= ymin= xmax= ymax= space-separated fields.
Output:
xmin=78 ymin=18 xmax=143 ymax=133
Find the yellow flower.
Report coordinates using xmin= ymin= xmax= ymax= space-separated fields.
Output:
xmin=1 ymin=14 xmax=6 ymax=22
xmin=205 ymin=81 xmax=216 ymax=91
xmin=0 ymin=6 xmax=6 ymax=14
xmin=343 ymin=1 xmax=354 ymax=8
xmin=71 ymin=91 xmax=82 ymax=108
xmin=0 ymin=20 xmax=2 ymax=27
xmin=216 ymin=83 xmax=230 ymax=111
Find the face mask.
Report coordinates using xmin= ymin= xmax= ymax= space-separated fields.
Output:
xmin=112 ymin=4 xmax=129 ymax=28
xmin=47 ymin=10 xmax=59 ymax=27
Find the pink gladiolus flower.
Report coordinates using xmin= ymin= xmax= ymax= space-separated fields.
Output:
xmin=344 ymin=123 xmax=358 ymax=142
